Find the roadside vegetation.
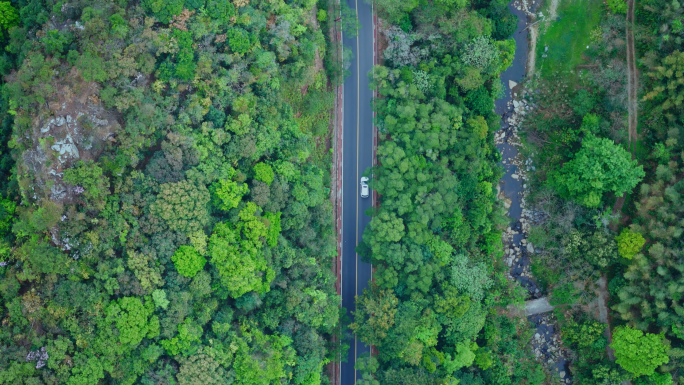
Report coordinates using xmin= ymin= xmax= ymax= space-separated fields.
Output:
xmin=0 ymin=0 xmax=344 ymax=383
xmin=522 ymin=0 xmax=684 ymax=382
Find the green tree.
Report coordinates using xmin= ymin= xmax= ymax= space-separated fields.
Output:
xmin=231 ymin=323 xmax=295 ymax=385
xmin=607 ymin=0 xmax=628 ymax=13
xmin=128 ymin=250 xmax=163 ymax=290
xmin=209 ymin=203 xmax=278 ymax=298
xmin=254 ymin=162 xmax=274 ymax=185
xmin=643 ymin=51 xmax=684 ymax=118
xmin=206 ymin=0 xmax=236 ymax=22
xmin=551 ymin=135 xmax=644 ymax=207
xmin=150 ymin=180 xmax=211 ymax=234
xmin=77 ymin=51 xmax=108 ymax=82
xmin=0 ymin=2 xmax=18 ymax=32
xmin=105 ymin=297 xmax=160 ymax=347
xmin=615 ymin=228 xmax=646 ymax=260
xmin=373 ymin=0 xmax=419 ymax=25
xmin=351 ymin=288 xmax=399 ymax=345
xmin=611 ymin=326 xmax=669 ymax=377
xmin=161 ymin=318 xmax=203 ymax=356
xmin=63 ymin=160 xmax=109 ymax=204
xmin=68 ymin=354 xmax=105 ymax=385
xmin=152 ymin=289 xmax=170 ymax=309
xmin=176 ymin=346 xmax=232 ymax=385
xmin=172 ymin=245 xmax=207 ymax=278
xmin=227 ymin=28 xmax=251 ymax=55
xmin=210 ymin=179 xmax=249 ymax=211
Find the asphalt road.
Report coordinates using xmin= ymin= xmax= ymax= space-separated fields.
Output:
xmin=340 ymin=0 xmax=374 ymax=383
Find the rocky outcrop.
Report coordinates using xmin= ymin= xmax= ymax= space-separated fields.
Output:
xmin=18 ymin=69 xmax=120 ymax=205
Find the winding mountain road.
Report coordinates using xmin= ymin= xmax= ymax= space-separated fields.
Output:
xmin=340 ymin=0 xmax=375 ymax=384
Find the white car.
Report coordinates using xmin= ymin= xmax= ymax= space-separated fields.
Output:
xmin=360 ymin=177 xmax=369 ymax=198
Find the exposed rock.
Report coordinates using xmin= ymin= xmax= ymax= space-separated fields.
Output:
xmin=19 ymin=66 xmax=121 ymax=206
xmin=51 ymin=133 xmax=80 ymax=163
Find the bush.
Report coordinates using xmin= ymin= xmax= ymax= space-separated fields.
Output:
xmin=63 ymin=160 xmax=109 ymax=203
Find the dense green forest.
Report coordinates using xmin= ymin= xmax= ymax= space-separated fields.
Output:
xmin=2 ymin=0 xmax=684 ymax=383
xmin=351 ymin=1 xmax=549 ymax=384
xmin=0 ymin=0 xmax=344 ymax=383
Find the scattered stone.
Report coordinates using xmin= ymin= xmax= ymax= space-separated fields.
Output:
xmin=509 ymin=80 xmax=518 ymax=89
xmin=51 ymin=133 xmax=80 ymax=163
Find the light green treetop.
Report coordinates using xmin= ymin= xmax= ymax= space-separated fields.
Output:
xmin=611 ymin=325 xmax=669 ymax=377
xmin=616 ymin=228 xmax=646 ymax=260
xmin=105 ymin=297 xmax=159 ymax=347
xmin=209 ymin=203 xmax=280 ymax=298
xmin=172 ymin=245 xmax=207 ymax=278
xmin=210 ymin=179 xmax=249 ymax=211
xmin=551 ymin=135 xmax=644 ymax=207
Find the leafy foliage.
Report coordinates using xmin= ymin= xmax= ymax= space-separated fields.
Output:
xmin=105 ymin=296 xmax=160 ymax=347
xmin=615 ymin=228 xmax=645 ymax=260
xmin=150 ymin=180 xmax=211 ymax=234
xmin=254 ymin=162 xmax=274 ymax=185
xmin=209 ymin=203 xmax=278 ymax=298
xmin=0 ymin=0 xmax=342 ymax=382
xmin=550 ymin=135 xmax=644 ymax=207
xmin=611 ymin=326 xmax=669 ymax=377
xmin=0 ymin=2 xmax=18 ymax=31
xmin=172 ymin=245 xmax=207 ymax=278
xmin=211 ymin=178 xmax=249 ymax=211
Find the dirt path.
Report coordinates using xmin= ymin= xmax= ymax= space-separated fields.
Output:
xmin=626 ymin=0 xmax=637 ymax=156
xmin=612 ymin=0 xmax=638 ymax=217
xmin=527 ymin=23 xmax=538 ymax=77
